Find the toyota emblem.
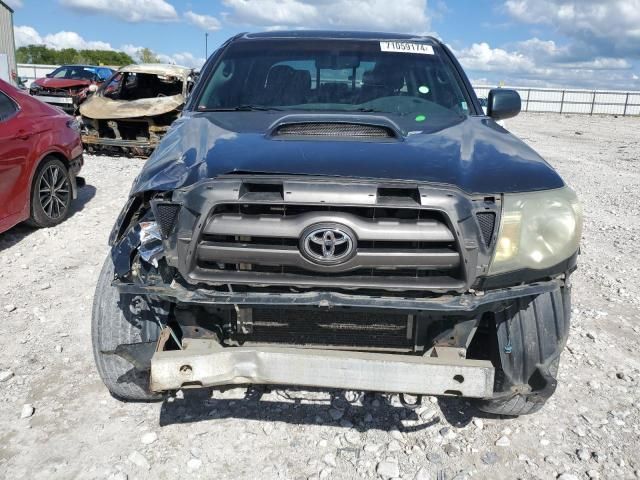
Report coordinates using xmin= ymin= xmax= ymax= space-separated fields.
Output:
xmin=301 ymin=224 xmax=356 ymax=265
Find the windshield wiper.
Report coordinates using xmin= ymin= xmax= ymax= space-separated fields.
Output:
xmin=198 ymin=105 xmax=283 ymax=112
xmin=352 ymin=107 xmax=387 ymax=113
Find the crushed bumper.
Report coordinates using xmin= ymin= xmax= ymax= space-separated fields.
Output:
xmin=81 ymin=136 xmax=157 ymax=148
xmin=150 ymin=339 xmax=495 ymax=397
xmin=115 ymin=278 xmax=561 ymax=312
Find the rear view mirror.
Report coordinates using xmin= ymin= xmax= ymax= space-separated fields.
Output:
xmin=316 ymin=55 xmax=360 ymax=70
xmin=487 ymin=89 xmax=521 ymax=120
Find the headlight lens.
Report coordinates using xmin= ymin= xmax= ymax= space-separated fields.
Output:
xmin=489 ymin=186 xmax=582 ymax=275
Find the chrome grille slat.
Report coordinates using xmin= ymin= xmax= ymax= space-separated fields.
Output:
xmin=190 ymin=267 xmax=466 ymax=291
xmin=197 ymin=242 xmax=460 ymax=273
xmin=204 ymin=212 xmax=454 ymax=242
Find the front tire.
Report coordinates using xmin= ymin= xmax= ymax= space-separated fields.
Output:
xmin=475 ymin=288 xmax=570 ymax=416
xmin=92 ymin=255 xmax=162 ymax=401
xmin=28 ymin=156 xmax=72 ymax=228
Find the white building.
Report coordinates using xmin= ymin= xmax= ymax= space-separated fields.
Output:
xmin=0 ymin=0 xmax=16 ymax=84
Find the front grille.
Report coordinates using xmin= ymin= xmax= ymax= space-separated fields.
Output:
xmin=274 ymin=122 xmax=395 ymax=139
xmin=234 ymin=308 xmax=414 ymax=350
xmin=190 ymin=203 xmax=465 ymax=291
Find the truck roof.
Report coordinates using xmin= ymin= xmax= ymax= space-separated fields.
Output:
xmin=240 ymin=30 xmax=439 ymax=43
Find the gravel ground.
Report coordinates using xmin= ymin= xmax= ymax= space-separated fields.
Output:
xmin=1 ymin=113 xmax=639 ymax=480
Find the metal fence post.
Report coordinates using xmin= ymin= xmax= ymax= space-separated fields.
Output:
xmin=590 ymin=91 xmax=596 ymax=115
xmin=525 ymin=89 xmax=530 ymax=112
xmin=623 ymin=93 xmax=629 ymax=116
xmin=559 ymin=90 xmax=565 ymax=114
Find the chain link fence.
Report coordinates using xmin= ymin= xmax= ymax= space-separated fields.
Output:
xmin=473 ymin=85 xmax=640 ymax=116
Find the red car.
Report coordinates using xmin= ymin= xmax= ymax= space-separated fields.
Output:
xmin=0 ymin=79 xmax=84 ymax=234
xmin=29 ymin=64 xmax=114 ymax=114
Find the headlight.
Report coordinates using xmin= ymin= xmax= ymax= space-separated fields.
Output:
xmin=489 ymin=186 xmax=582 ymax=275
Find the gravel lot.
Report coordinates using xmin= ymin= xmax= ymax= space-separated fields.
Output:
xmin=1 ymin=113 xmax=639 ymax=480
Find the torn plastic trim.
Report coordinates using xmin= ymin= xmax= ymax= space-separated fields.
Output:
xmin=113 ymin=278 xmax=563 ymax=313
xmin=139 ymin=221 xmax=164 ymax=267
xmin=111 ymin=209 xmax=166 ymax=278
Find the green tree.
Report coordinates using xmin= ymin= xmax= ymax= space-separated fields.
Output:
xmin=137 ymin=47 xmax=160 ymax=63
xmin=16 ymin=45 xmax=134 ymax=67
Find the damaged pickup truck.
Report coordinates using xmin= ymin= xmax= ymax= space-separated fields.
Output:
xmin=92 ymin=31 xmax=582 ymax=416
xmin=79 ymin=64 xmax=194 ymax=156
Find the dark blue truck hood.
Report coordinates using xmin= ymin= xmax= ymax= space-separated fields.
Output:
xmin=131 ymin=112 xmax=564 ymax=196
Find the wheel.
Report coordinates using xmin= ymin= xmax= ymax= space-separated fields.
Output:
xmin=476 ymin=357 xmax=560 ymax=416
xmin=475 ymin=288 xmax=570 ymax=416
xmin=92 ymin=255 xmax=163 ymax=401
xmin=28 ymin=156 xmax=72 ymax=228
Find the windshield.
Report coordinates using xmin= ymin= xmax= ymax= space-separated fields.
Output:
xmin=197 ymin=39 xmax=473 ymax=122
xmin=51 ymin=66 xmax=98 ymax=81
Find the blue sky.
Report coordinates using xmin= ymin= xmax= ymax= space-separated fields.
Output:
xmin=8 ymin=0 xmax=640 ymax=89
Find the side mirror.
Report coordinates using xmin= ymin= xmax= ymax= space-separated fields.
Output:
xmin=487 ymin=89 xmax=521 ymax=120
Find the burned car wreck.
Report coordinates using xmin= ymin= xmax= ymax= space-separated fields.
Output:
xmin=93 ymin=32 xmax=582 ymax=416
xmin=80 ymin=64 xmax=193 ymax=156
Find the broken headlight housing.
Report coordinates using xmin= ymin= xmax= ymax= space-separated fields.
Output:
xmin=138 ymin=221 xmax=164 ymax=267
xmin=489 ymin=186 xmax=582 ymax=275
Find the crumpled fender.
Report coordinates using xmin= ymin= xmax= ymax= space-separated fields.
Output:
xmin=129 ymin=114 xmax=237 ymax=195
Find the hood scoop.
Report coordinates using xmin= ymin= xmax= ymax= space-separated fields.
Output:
xmin=268 ymin=114 xmax=403 ymax=141
xmin=275 ymin=122 xmax=395 ymax=139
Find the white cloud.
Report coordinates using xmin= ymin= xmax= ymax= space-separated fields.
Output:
xmin=4 ymin=0 xmax=23 ymax=8
xmin=14 ymin=25 xmax=42 ymax=46
xmin=504 ymin=0 xmax=640 ymax=58
xmin=184 ymin=10 xmax=222 ymax=31
xmin=221 ymin=0 xmax=431 ymax=33
xmin=455 ymin=42 xmax=535 ymax=74
xmin=454 ymin=40 xmax=636 ymax=89
xmin=14 ymin=25 xmax=113 ymax=50
xmin=157 ymin=52 xmax=206 ymax=68
xmin=15 ymin=25 xmax=205 ymax=68
xmin=60 ymin=0 xmax=178 ymax=23
xmin=45 ymin=31 xmax=113 ymax=50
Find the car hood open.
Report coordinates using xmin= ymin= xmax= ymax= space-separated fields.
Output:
xmin=131 ymin=112 xmax=564 ymax=196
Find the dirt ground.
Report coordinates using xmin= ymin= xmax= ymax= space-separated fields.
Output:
xmin=0 ymin=113 xmax=639 ymax=480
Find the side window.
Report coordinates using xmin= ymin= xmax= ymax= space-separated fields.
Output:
xmin=0 ymin=91 xmax=18 ymax=122
xmin=104 ymin=72 xmax=123 ymax=99
xmin=124 ymin=73 xmax=138 ymax=91
xmin=52 ymin=68 xmax=69 ymax=79
xmin=98 ymin=69 xmax=112 ymax=81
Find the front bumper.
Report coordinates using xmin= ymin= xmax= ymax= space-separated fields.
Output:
xmin=115 ymin=277 xmax=560 ymax=312
xmin=151 ymin=338 xmax=495 ymax=397
xmin=33 ymin=94 xmax=78 ymax=113
xmin=132 ymin=280 xmax=561 ymax=396
xmin=81 ymin=136 xmax=157 ymax=148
